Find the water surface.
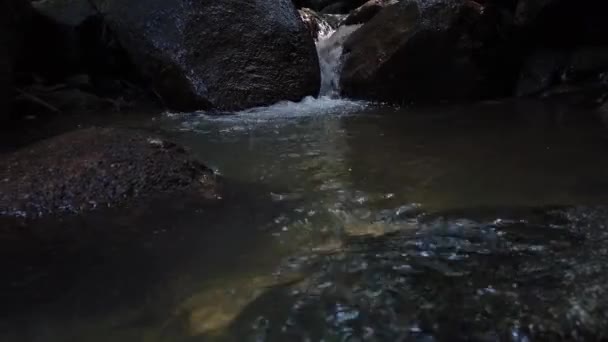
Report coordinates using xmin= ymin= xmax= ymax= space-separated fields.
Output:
xmin=2 ymin=98 xmax=608 ymax=341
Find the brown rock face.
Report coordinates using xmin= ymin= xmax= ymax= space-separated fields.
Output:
xmin=340 ymin=0 xmax=516 ymax=104
xmin=91 ymin=0 xmax=320 ymax=111
xmin=0 ymin=127 xmax=221 ymax=218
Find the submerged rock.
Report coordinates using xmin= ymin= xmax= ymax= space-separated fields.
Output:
xmin=0 ymin=127 xmax=221 ymax=218
xmin=0 ymin=0 xmax=31 ymax=121
xmin=226 ymin=206 xmax=608 ymax=341
xmin=91 ymin=0 xmax=320 ymax=111
xmin=340 ymin=0 xmax=518 ymax=104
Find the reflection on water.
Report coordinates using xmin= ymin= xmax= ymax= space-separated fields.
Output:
xmin=2 ymin=99 xmax=608 ymax=341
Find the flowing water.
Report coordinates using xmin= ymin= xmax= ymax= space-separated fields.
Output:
xmin=3 ymin=32 xmax=608 ymax=342
xmin=2 ymin=98 xmax=608 ymax=342
xmin=317 ymin=25 xmax=361 ymax=97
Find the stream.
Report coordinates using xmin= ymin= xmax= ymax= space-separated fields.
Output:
xmin=1 ymin=98 xmax=608 ymax=341
xmin=2 ymin=25 xmax=608 ymax=342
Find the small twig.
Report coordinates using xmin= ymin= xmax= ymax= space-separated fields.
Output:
xmin=150 ymin=87 xmax=167 ymax=107
xmin=14 ymin=88 xmax=61 ymax=113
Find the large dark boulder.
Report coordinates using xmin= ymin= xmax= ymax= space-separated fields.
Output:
xmin=0 ymin=127 xmax=221 ymax=218
xmin=0 ymin=0 xmax=31 ymax=120
xmin=341 ymin=0 xmax=397 ymax=26
xmin=91 ymin=0 xmax=320 ymax=111
xmin=340 ymin=0 xmax=518 ymax=104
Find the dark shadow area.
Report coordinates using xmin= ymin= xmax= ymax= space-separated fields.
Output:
xmin=0 ymin=104 xmax=163 ymax=154
xmin=0 ymin=176 xmax=303 ymax=341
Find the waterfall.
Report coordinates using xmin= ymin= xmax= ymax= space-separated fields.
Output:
xmin=316 ymin=18 xmax=336 ymax=41
xmin=316 ymin=24 xmax=362 ymax=98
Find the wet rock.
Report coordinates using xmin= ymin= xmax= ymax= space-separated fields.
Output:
xmin=539 ymin=82 xmax=608 ymax=108
xmin=293 ymin=0 xmax=331 ymax=10
xmin=233 ymin=206 xmax=608 ymax=341
xmin=0 ymin=0 xmax=31 ymax=121
xmin=341 ymin=0 xmax=397 ymax=26
xmin=513 ymin=0 xmax=555 ymax=26
xmin=320 ymin=1 xmax=354 ymax=13
xmin=510 ymin=0 xmax=608 ymax=103
xmin=299 ymin=8 xmax=340 ymax=41
xmin=92 ymin=0 xmax=320 ymax=111
xmin=516 ymin=49 xmax=568 ymax=96
xmin=517 ymin=47 xmax=608 ymax=102
xmin=565 ymin=47 xmax=608 ymax=84
xmin=33 ymin=0 xmax=97 ymax=26
xmin=0 ymin=127 xmax=221 ymax=218
xmin=294 ymin=0 xmax=368 ymax=13
xmin=340 ymin=0 xmax=518 ymax=104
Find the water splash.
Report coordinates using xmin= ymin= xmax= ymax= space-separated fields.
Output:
xmin=166 ymin=96 xmax=369 ymax=131
xmin=316 ymin=18 xmax=336 ymax=41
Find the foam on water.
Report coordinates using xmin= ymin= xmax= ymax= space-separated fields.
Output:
xmin=167 ymin=96 xmax=369 ymax=129
xmin=316 ymin=18 xmax=336 ymax=41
